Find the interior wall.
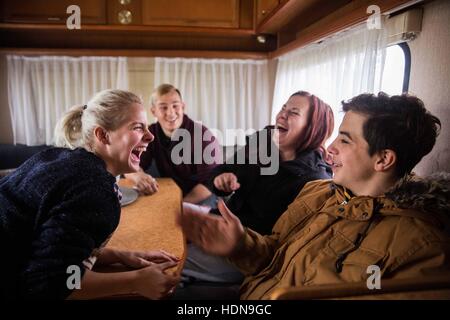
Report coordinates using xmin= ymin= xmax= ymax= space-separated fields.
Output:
xmin=409 ymin=0 xmax=450 ymax=175
xmin=0 ymin=55 xmax=13 ymax=144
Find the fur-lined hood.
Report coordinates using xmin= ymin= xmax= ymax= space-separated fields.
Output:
xmin=385 ymin=172 xmax=450 ymax=220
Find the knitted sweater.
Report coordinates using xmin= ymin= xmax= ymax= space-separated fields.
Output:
xmin=0 ymin=147 xmax=120 ymax=299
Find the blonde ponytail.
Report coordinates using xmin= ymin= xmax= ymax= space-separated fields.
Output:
xmin=54 ymin=105 xmax=85 ymax=149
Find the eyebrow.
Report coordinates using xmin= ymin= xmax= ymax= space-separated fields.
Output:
xmin=130 ymin=122 xmax=145 ymax=127
xmin=283 ymin=105 xmax=301 ymax=112
xmin=339 ymin=131 xmax=353 ymax=140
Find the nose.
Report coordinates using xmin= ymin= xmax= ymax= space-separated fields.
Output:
xmin=277 ymin=108 xmax=287 ymax=120
xmin=327 ymin=138 xmax=338 ymax=155
xmin=143 ymin=126 xmax=154 ymax=143
xmin=166 ymin=106 xmax=175 ymax=117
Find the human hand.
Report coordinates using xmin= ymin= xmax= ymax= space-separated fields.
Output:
xmin=179 ymin=200 xmax=244 ymax=256
xmin=133 ymin=261 xmax=180 ymax=300
xmin=127 ymin=172 xmax=159 ymax=195
xmin=117 ymin=249 xmax=180 ymax=269
xmin=213 ymin=173 xmax=240 ymax=193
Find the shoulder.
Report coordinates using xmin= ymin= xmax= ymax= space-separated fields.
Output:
xmin=297 ymin=179 xmax=334 ymax=199
xmin=149 ymin=122 xmax=158 ymax=133
xmin=21 ymin=147 xmax=115 ymax=192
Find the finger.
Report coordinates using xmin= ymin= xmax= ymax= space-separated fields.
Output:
xmin=148 ymin=251 xmax=178 ymax=263
xmin=223 ymin=180 xmax=232 ymax=193
xmin=213 ymin=177 xmax=221 ymax=190
xmin=217 ymin=199 xmax=239 ymax=223
xmin=217 ymin=177 xmax=227 ymax=191
xmin=158 ymin=250 xmax=180 ymax=261
xmin=137 ymin=257 xmax=153 ymax=267
xmin=157 ymin=260 xmax=178 ymax=271
xmin=220 ymin=175 xmax=232 ymax=192
xmin=138 ymin=182 xmax=152 ymax=195
xmin=148 ymin=183 xmax=158 ymax=194
xmin=231 ymin=180 xmax=241 ymax=191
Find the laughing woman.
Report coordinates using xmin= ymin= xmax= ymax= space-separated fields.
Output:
xmin=0 ymin=89 xmax=180 ymax=300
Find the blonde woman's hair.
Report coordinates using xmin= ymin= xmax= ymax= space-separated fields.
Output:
xmin=54 ymin=89 xmax=142 ymax=150
xmin=151 ymin=83 xmax=182 ymax=106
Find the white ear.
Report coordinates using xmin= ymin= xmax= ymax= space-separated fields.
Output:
xmin=93 ymin=126 xmax=110 ymax=145
xmin=374 ymin=149 xmax=397 ymax=172
xmin=150 ymin=105 xmax=157 ymax=118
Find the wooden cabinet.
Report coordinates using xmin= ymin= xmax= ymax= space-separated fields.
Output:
xmin=141 ymin=0 xmax=239 ymax=28
xmin=107 ymin=0 xmax=240 ymax=28
xmin=255 ymin=0 xmax=280 ymax=26
xmin=0 ymin=0 xmax=107 ymax=24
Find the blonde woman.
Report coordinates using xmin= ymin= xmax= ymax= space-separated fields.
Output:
xmin=0 ymin=89 xmax=180 ymax=300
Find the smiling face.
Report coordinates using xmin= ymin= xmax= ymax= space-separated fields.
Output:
xmin=104 ymin=103 xmax=154 ymax=176
xmin=327 ymin=111 xmax=379 ymax=194
xmin=273 ymin=95 xmax=310 ymax=152
xmin=151 ymin=90 xmax=185 ymax=137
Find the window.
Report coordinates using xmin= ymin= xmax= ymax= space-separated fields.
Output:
xmin=381 ymin=43 xmax=411 ymax=95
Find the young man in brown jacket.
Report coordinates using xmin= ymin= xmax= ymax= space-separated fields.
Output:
xmin=180 ymin=92 xmax=450 ymax=300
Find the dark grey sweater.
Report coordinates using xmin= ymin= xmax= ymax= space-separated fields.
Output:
xmin=0 ymin=147 xmax=120 ymax=299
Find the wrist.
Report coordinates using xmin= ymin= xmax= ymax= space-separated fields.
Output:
xmin=98 ymin=247 xmax=122 ymax=265
xmin=129 ymin=268 xmax=142 ymax=293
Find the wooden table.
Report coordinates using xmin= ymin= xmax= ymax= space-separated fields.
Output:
xmin=103 ymin=178 xmax=185 ymax=275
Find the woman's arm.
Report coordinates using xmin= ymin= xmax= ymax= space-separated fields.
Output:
xmin=68 ymin=261 xmax=179 ymax=300
xmin=183 ymin=183 xmax=212 ymax=204
xmin=96 ymin=247 xmax=180 ymax=268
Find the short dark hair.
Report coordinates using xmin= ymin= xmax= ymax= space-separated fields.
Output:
xmin=342 ymin=92 xmax=441 ymax=178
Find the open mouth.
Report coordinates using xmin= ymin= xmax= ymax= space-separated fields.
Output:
xmin=131 ymin=145 xmax=147 ymax=163
xmin=275 ymin=123 xmax=288 ymax=133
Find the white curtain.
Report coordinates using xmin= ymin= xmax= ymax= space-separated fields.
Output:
xmin=7 ymin=55 xmax=129 ymax=145
xmin=154 ymin=57 xmax=270 ymax=145
xmin=272 ymin=25 xmax=387 ymax=142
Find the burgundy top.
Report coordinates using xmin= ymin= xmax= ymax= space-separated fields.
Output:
xmin=140 ymin=115 xmax=221 ymax=195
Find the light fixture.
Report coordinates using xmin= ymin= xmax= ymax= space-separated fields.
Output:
xmin=256 ymin=35 xmax=266 ymax=44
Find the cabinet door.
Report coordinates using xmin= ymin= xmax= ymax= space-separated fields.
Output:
xmin=255 ymin=0 xmax=279 ymax=26
xmin=141 ymin=0 xmax=239 ymax=28
xmin=1 ymin=0 xmax=106 ymax=24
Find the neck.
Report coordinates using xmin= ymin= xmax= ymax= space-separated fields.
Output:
xmin=92 ymin=146 xmax=119 ymax=177
xmin=161 ymin=128 xmax=173 ymax=138
xmin=351 ymin=174 xmax=398 ymax=197
xmin=279 ymin=147 xmax=296 ymax=161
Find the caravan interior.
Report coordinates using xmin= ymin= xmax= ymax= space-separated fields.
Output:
xmin=0 ymin=0 xmax=449 ymax=301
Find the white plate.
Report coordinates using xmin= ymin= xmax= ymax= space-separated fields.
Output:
xmin=119 ymin=187 xmax=139 ymax=207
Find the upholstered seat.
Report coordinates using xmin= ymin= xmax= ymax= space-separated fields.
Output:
xmin=0 ymin=144 xmax=51 ymax=170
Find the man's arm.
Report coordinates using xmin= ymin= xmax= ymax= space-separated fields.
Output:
xmin=180 ymin=200 xmax=280 ymax=276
